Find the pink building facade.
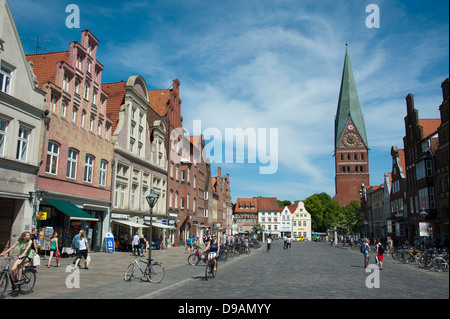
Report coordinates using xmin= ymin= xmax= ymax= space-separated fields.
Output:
xmin=27 ymin=30 xmax=114 ymax=252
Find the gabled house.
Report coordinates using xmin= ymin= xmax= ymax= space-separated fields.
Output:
xmin=291 ymin=202 xmax=312 ymax=241
xmin=233 ymin=198 xmax=257 ymax=234
xmin=403 ymin=93 xmax=440 ymax=242
xmin=103 ymin=76 xmax=170 ymax=248
xmin=26 ymin=30 xmax=113 ymax=252
xmin=279 ymin=205 xmax=294 ymax=238
xmin=389 ymin=146 xmax=408 ymax=242
xmin=256 ymin=197 xmax=280 ymax=240
xmin=0 ymin=0 xmax=45 ymax=251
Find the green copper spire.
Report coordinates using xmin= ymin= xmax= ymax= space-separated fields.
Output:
xmin=335 ymin=46 xmax=368 ymax=149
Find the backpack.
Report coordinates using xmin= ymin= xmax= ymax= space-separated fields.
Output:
xmin=360 ymin=243 xmax=365 ymax=253
xmin=378 ymin=244 xmax=384 ymax=254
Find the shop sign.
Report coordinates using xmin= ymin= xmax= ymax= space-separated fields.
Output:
xmin=111 ymin=213 xmax=130 ymax=220
xmin=419 ymin=222 xmax=431 ymax=237
xmin=38 ymin=212 xmax=47 ymax=220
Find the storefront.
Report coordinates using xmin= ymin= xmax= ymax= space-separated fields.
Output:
xmin=145 ymin=218 xmax=176 ymax=248
xmin=110 ymin=214 xmax=149 ymax=252
xmin=37 ymin=198 xmax=99 ymax=254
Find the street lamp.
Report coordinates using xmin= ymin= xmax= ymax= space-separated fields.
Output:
xmin=32 ymin=110 xmax=51 ymax=228
xmin=145 ymin=188 xmax=159 ymax=262
xmin=419 ymin=208 xmax=428 ymax=220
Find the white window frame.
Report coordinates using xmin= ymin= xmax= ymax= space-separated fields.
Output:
xmin=67 ymin=148 xmax=78 ymax=179
xmin=46 ymin=141 xmax=59 ymax=174
xmin=89 ymin=115 xmax=94 ymax=132
xmin=99 ymin=159 xmax=107 ymax=187
xmin=72 ymin=107 xmax=77 ymax=123
xmin=61 ymin=101 xmax=67 ymax=118
xmin=16 ymin=126 xmax=30 ymax=161
xmin=0 ymin=119 xmax=7 ymax=156
xmin=84 ymin=154 xmax=94 ymax=183
xmin=0 ymin=63 xmax=13 ymax=94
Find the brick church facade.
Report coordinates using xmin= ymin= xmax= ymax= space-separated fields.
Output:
xmin=334 ymin=47 xmax=370 ymax=206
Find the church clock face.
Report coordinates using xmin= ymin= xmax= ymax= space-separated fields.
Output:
xmin=343 ymin=133 xmax=358 ymax=146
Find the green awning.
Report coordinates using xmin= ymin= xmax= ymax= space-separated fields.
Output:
xmin=45 ymin=199 xmax=99 ymax=221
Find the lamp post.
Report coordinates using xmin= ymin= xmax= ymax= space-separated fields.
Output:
xmin=32 ymin=110 xmax=51 ymax=228
xmin=145 ymin=188 xmax=159 ymax=262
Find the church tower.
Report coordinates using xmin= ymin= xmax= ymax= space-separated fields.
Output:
xmin=334 ymin=46 xmax=370 ymax=206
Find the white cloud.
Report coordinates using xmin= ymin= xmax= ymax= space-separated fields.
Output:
xmin=98 ymin=0 xmax=447 ymax=198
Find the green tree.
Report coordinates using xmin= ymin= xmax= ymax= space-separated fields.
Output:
xmin=302 ymin=193 xmax=342 ymax=232
xmin=278 ymin=200 xmax=292 ymax=207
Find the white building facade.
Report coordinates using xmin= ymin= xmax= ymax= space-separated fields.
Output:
xmin=292 ymin=202 xmax=312 ymax=241
xmin=0 ymin=0 xmax=45 ymax=250
xmin=280 ymin=206 xmax=293 ymax=237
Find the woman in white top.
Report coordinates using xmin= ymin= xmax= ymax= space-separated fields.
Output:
xmin=74 ymin=230 xmax=90 ymax=270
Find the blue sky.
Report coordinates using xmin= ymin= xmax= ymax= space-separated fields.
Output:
xmin=10 ymin=0 xmax=449 ymax=203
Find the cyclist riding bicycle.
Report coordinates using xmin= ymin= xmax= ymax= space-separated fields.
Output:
xmin=203 ymin=234 xmax=220 ymax=271
xmin=0 ymin=231 xmax=33 ymax=285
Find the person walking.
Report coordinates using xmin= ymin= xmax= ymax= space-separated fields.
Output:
xmin=132 ymin=232 xmax=140 ymax=256
xmin=139 ymin=235 xmax=146 ymax=257
xmin=363 ymin=238 xmax=370 ymax=268
xmin=71 ymin=231 xmax=80 ymax=264
xmin=74 ymin=230 xmax=90 ymax=270
xmin=376 ymin=239 xmax=384 ymax=270
xmin=47 ymin=232 xmax=60 ymax=268
xmin=30 ymin=228 xmax=39 ymax=266
xmin=267 ymin=236 xmax=272 ymax=252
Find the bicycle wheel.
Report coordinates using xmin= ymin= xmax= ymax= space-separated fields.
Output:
xmin=205 ymin=260 xmax=212 ymax=280
xmin=188 ymin=253 xmax=200 ymax=266
xmin=433 ymin=257 xmax=448 ymax=272
xmin=18 ymin=268 xmax=36 ymax=294
xmin=212 ymin=259 xmax=217 ymax=278
xmin=148 ymin=263 xmax=164 ymax=283
xmin=124 ymin=263 xmax=135 ymax=281
xmin=220 ymin=250 xmax=228 ymax=262
xmin=0 ymin=271 xmax=9 ymax=299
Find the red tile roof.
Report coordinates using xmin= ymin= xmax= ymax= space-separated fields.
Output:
xmin=419 ymin=119 xmax=440 ymax=138
xmin=280 ymin=204 xmax=297 ymax=214
xmin=234 ymin=198 xmax=257 ymax=213
xmin=256 ymin=197 xmax=279 ymax=211
xmin=102 ymin=81 xmax=127 ymax=133
xmin=26 ymin=51 xmax=70 ymax=89
xmin=397 ymin=149 xmax=406 ymax=175
xmin=148 ymin=89 xmax=170 ymax=116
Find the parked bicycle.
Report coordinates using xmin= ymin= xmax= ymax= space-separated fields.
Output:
xmin=188 ymin=247 xmax=208 ymax=266
xmin=217 ymin=248 xmax=228 ymax=262
xmin=124 ymin=258 xmax=165 ymax=283
xmin=1 ymin=256 xmax=36 ymax=298
xmin=431 ymin=249 xmax=448 ymax=272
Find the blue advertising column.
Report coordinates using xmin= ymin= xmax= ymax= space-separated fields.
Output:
xmin=105 ymin=233 xmax=115 ymax=253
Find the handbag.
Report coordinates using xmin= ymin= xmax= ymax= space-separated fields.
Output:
xmin=86 ymin=253 xmax=91 ymax=265
xmin=33 ymin=253 xmax=41 ymax=266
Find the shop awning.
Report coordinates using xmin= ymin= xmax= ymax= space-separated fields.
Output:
xmin=112 ymin=219 xmax=149 ymax=228
xmin=145 ymin=222 xmax=176 ymax=230
xmin=45 ymin=199 xmax=99 ymax=221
